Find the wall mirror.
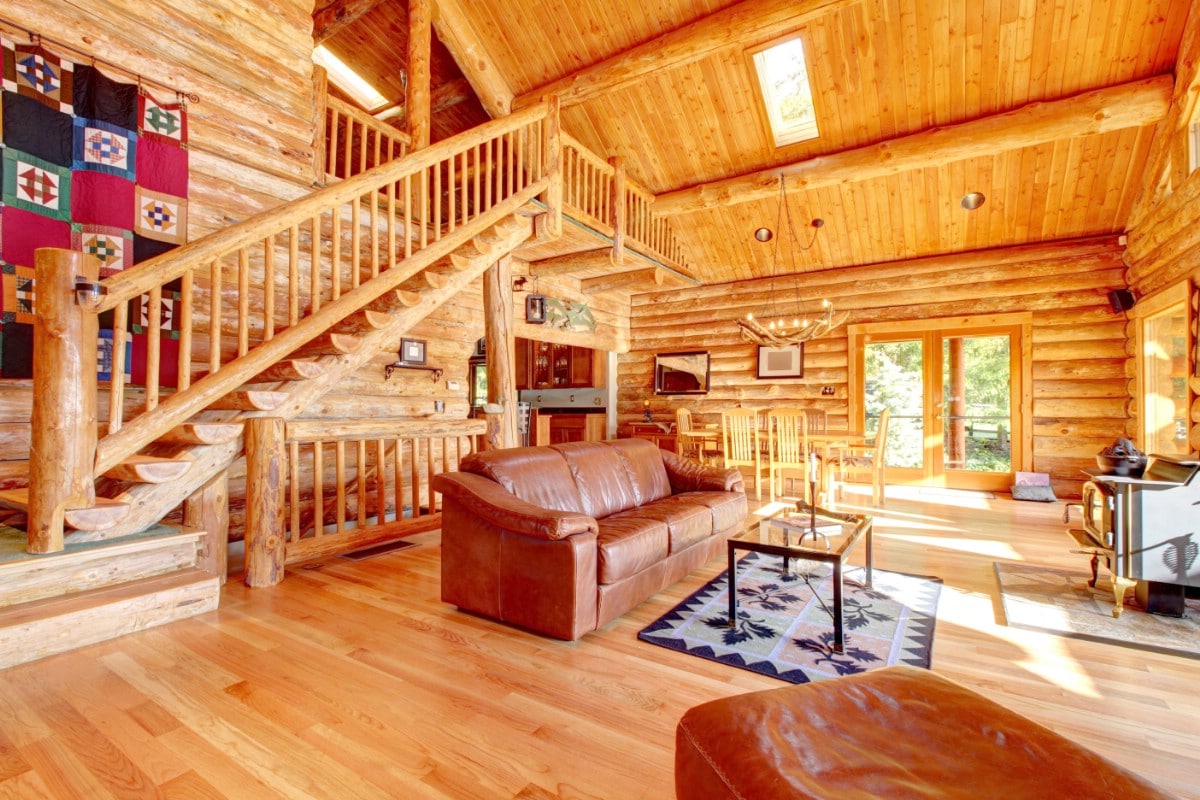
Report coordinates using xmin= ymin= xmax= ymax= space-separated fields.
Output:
xmin=654 ymin=351 xmax=710 ymax=395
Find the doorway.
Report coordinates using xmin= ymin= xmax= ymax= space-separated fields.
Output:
xmin=848 ymin=315 xmax=1031 ymax=492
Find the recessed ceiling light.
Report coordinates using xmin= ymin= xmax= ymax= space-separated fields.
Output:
xmin=754 ymin=227 xmax=774 ymax=242
xmin=961 ymin=192 xmax=986 ymax=211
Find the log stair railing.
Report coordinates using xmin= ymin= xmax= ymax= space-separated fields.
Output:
xmin=6 ymin=100 xmax=559 ymax=554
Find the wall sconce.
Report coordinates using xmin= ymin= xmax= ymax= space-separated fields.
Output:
xmin=525 ymin=292 xmax=547 ymax=324
xmin=74 ymin=277 xmax=103 ymax=307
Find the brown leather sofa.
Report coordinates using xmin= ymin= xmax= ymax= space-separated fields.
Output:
xmin=675 ymin=665 xmax=1174 ymax=799
xmin=433 ymin=438 xmax=747 ymax=640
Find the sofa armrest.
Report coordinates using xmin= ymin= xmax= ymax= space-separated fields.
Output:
xmin=434 ymin=471 xmax=599 ymax=540
xmin=661 ymin=451 xmax=745 ymax=494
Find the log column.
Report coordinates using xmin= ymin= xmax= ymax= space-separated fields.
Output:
xmin=29 ymin=249 xmax=99 ymax=553
xmin=184 ymin=471 xmax=230 ymax=586
xmin=244 ymin=417 xmax=286 ymax=587
xmin=483 ymin=254 xmax=517 ymax=448
xmin=407 ymin=0 xmax=431 ymax=151
xmin=540 ymin=95 xmax=562 ymax=240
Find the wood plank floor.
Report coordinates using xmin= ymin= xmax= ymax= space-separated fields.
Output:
xmin=0 ymin=487 xmax=1197 ymax=799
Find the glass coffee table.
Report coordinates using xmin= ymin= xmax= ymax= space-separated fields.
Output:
xmin=727 ymin=501 xmax=873 ymax=652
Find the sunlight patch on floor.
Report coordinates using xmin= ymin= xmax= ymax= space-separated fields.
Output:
xmin=880 ymin=531 xmax=1020 ymax=559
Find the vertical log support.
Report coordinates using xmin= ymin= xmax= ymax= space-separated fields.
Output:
xmin=29 ymin=249 xmax=99 ymax=553
xmin=484 ymin=254 xmax=517 ymax=448
xmin=184 ymin=471 xmax=230 ymax=586
xmin=244 ymin=417 xmax=286 ymax=587
xmin=408 ymin=0 xmax=432 ymax=151
xmin=312 ymin=64 xmax=329 ymax=184
xmin=609 ymin=155 xmax=626 ymax=264
xmin=541 ymin=95 xmax=562 ymax=240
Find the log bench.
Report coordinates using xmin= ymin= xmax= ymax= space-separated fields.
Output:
xmin=675 ymin=665 xmax=1173 ymax=799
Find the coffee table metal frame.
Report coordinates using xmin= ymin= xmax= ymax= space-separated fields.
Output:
xmin=727 ymin=501 xmax=873 ymax=652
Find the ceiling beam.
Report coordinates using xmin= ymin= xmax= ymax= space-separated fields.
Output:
xmin=528 ymin=250 xmax=618 ymax=278
xmin=581 ymin=267 xmax=695 ymax=294
xmin=431 ymin=78 xmax=473 ymax=113
xmin=1126 ymin=0 xmax=1200 ymax=228
xmin=510 ymin=0 xmax=857 ymax=112
xmin=654 ymin=76 xmax=1174 ymax=216
xmin=313 ymin=0 xmax=389 ymax=45
xmin=432 ymin=0 xmax=514 ymax=117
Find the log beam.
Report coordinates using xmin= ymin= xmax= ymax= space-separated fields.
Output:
xmin=581 ymin=267 xmax=666 ymax=294
xmin=511 ymin=0 xmax=857 ymax=112
xmin=312 ymin=0 xmax=390 ymax=45
xmin=655 ymin=76 xmax=1174 ymax=216
xmin=483 ymin=254 xmax=517 ymax=449
xmin=431 ymin=0 xmax=514 ymax=118
xmin=529 ymin=249 xmax=621 ymax=278
xmin=407 ymin=0 xmax=432 ymax=150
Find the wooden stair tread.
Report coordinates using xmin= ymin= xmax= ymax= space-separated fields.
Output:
xmin=0 ymin=491 xmax=131 ymax=531
xmin=207 ymin=390 xmax=289 ymax=411
xmin=158 ymin=422 xmax=244 ymax=445
xmin=288 ymin=332 xmax=362 ymax=359
xmin=104 ymin=455 xmax=192 ymax=484
xmin=250 ymin=360 xmax=325 ymax=382
xmin=0 ymin=566 xmax=214 ymax=624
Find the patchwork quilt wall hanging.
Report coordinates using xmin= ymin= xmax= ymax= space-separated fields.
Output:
xmin=0 ymin=35 xmax=188 ymax=384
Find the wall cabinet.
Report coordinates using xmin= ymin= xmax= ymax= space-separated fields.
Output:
xmin=517 ymin=338 xmax=593 ymax=389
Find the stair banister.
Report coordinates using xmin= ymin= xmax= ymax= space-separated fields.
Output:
xmin=29 ymin=249 xmax=100 ymax=552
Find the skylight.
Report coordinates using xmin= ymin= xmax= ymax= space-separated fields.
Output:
xmin=751 ymin=38 xmax=820 ymax=147
xmin=313 ymin=45 xmax=389 ymax=112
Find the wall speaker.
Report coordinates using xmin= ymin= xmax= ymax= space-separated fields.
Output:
xmin=1107 ymin=289 xmax=1136 ymax=313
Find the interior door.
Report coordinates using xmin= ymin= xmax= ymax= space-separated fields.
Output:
xmin=851 ymin=316 xmax=1029 ymax=492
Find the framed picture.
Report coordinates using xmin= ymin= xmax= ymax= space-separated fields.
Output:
xmin=756 ymin=344 xmax=803 ymax=379
xmin=400 ymin=338 xmax=427 ymax=365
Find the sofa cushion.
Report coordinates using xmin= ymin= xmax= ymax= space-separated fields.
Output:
xmin=458 ymin=447 xmax=584 ymax=513
xmin=673 ymin=491 xmax=748 ymax=534
xmin=608 ymin=438 xmax=673 ymax=504
xmin=552 ymin=441 xmax=641 ymax=519
xmin=611 ymin=498 xmax=712 ymax=554
xmin=595 ymin=515 xmax=669 ymax=584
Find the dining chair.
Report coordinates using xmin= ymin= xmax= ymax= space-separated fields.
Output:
xmin=676 ymin=408 xmax=720 ymax=463
xmin=766 ymin=408 xmax=811 ymax=503
xmin=829 ymin=408 xmax=891 ymax=507
xmin=722 ymin=408 xmax=769 ymax=500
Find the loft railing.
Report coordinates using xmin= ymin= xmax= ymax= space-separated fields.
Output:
xmin=243 ymin=417 xmax=485 ymax=584
xmin=323 ymin=96 xmax=412 ymax=182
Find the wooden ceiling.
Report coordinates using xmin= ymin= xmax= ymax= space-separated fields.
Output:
xmin=318 ymin=0 xmax=1192 ymax=286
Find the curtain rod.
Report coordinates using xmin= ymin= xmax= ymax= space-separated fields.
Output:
xmin=0 ymin=17 xmax=200 ymax=104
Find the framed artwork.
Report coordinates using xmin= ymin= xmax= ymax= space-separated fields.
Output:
xmin=756 ymin=344 xmax=803 ymax=379
xmin=400 ymin=338 xmax=427 ymax=365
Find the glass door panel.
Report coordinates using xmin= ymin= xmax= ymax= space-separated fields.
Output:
xmin=864 ymin=339 xmax=924 ymax=469
xmin=942 ymin=335 xmax=1012 ymax=474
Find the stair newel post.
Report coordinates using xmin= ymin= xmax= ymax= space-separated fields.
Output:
xmin=29 ymin=248 xmax=100 ymax=553
xmin=541 ymin=95 xmax=562 ymax=240
xmin=244 ymin=417 xmax=286 ymax=587
xmin=483 ymin=254 xmax=517 ymax=449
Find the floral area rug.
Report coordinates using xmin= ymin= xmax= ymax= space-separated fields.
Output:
xmin=638 ymin=552 xmax=941 ymax=683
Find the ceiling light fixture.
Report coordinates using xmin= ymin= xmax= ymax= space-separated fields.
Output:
xmin=961 ymin=191 xmax=986 ymax=211
xmin=737 ymin=177 xmax=844 ymax=347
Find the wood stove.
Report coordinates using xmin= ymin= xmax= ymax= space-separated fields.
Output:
xmin=1065 ymin=455 xmax=1200 ymax=617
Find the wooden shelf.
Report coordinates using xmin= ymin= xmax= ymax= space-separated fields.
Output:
xmin=384 ymin=363 xmax=444 ymax=381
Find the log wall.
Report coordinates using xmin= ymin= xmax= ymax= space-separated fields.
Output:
xmin=624 ymin=237 xmax=1131 ymax=498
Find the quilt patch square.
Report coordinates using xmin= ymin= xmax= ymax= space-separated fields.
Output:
xmin=73 ymin=117 xmax=136 ymax=179
xmin=1 ymin=92 xmax=73 ymax=166
xmin=72 ymin=64 xmax=137 ymax=130
xmin=130 ymin=331 xmax=179 ymax=388
xmin=72 ymin=223 xmax=132 ymax=275
xmin=70 ymin=169 xmax=134 ymax=229
xmin=131 ymin=290 xmax=182 ymax=339
xmin=135 ymin=135 xmax=187 ymax=196
xmin=1 ymin=39 xmax=74 ymax=114
xmin=134 ymin=186 xmax=186 ymax=244
xmin=139 ymin=91 xmax=187 ymax=145
xmin=1 ymin=206 xmax=72 ymax=268
xmin=2 ymin=264 xmax=36 ymax=324
xmin=97 ymin=328 xmax=132 ymax=383
xmin=2 ymin=148 xmax=71 ymax=221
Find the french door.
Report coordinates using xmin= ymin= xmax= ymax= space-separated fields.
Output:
xmin=848 ymin=315 xmax=1031 ymax=492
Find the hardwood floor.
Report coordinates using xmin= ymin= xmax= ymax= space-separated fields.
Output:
xmin=0 ymin=488 xmax=1197 ymax=799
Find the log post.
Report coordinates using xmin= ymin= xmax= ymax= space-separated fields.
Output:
xmin=483 ymin=254 xmax=517 ymax=448
xmin=312 ymin=64 xmax=329 ymax=184
xmin=244 ymin=417 xmax=286 ymax=587
xmin=184 ymin=470 xmax=230 ymax=586
xmin=29 ymin=248 xmax=99 ymax=554
xmin=541 ymin=95 xmax=562 ymax=240
xmin=609 ymin=156 xmax=626 ymax=263
xmin=407 ymin=0 xmax=432 ymax=151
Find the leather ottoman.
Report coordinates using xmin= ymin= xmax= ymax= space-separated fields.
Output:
xmin=675 ymin=665 xmax=1173 ymax=799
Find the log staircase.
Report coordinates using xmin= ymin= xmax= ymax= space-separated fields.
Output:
xmin=0 ymin=101 xmax=558 ymax=667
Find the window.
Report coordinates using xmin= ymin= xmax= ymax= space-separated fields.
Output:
xmin=1134 ymin=284 xmax=1190 ymax=455
xmin=1190 ymin=119 xmax=1200 ymax=175
xmin=313 ymin=45 xmax=388 ymax=112
xmin=751 ymin=38 xmax=820 ymax=147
